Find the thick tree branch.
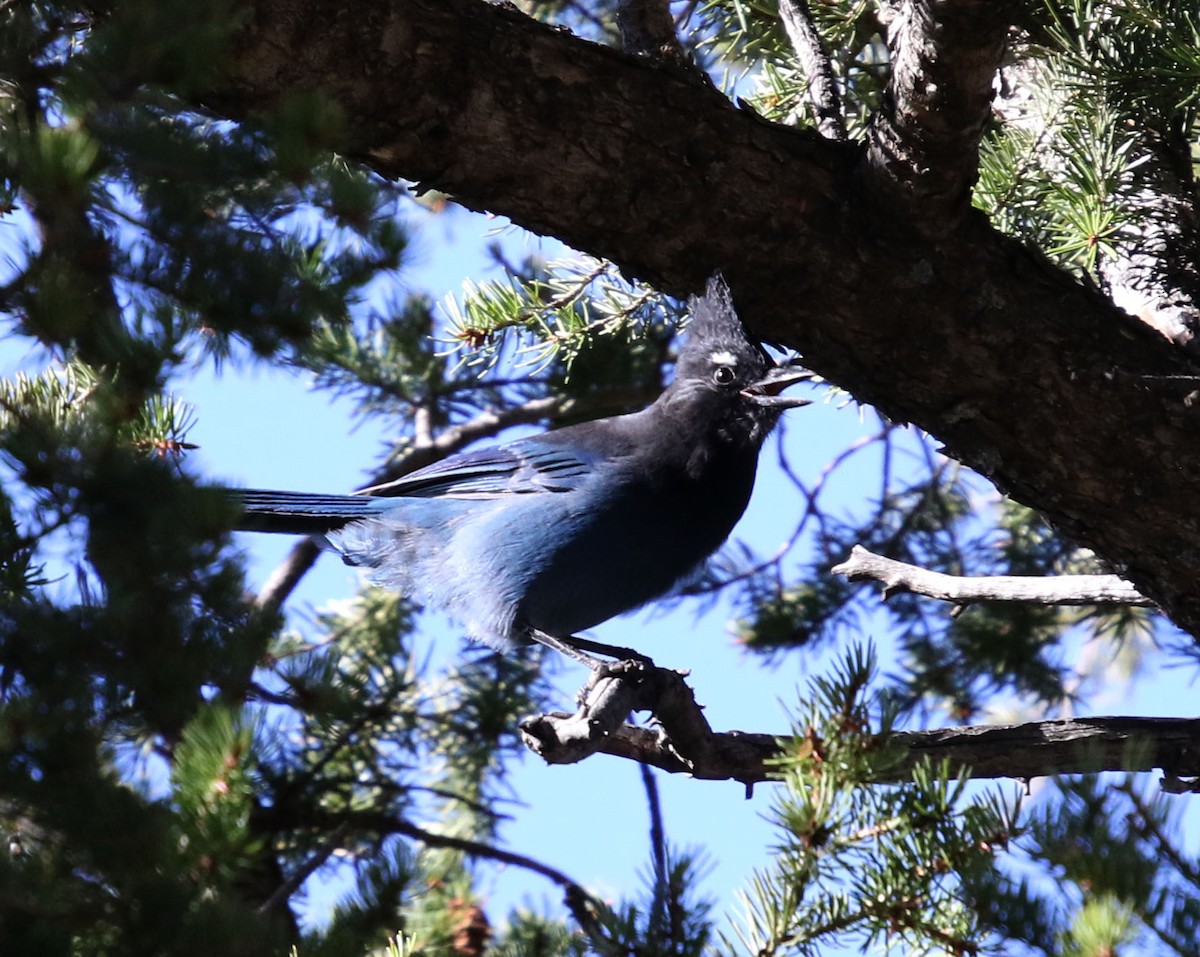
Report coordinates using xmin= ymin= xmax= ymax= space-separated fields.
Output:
xmin=832 ymin=544 xmax=1152 ymax=607
xmin=1101 ymin=126 xmax=1200 ymax=354
xmin=616 ymin=0 xmax=687 ymax=63
xmin=524 ymin=667 xmax=1200 ymax=787
xmin=211 ymin=0 xmax=1200 ymax=641
xmin=865 ymin=0 xmax=1012 ymax=232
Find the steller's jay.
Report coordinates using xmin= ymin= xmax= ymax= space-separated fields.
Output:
xmin=233 ymin=277 xmax=811 ymax=668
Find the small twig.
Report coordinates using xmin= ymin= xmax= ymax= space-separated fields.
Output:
xmin=389 ymin=816 xmax=610 ymax=938
xmin=1116 ymin=778 xmax=1200 ymax=882
xmin=697 ymin=418 xmax=886 ymax=599
xmin=1114 ymin=783 xmax=1200 ymax=954
xmin=777 ymin=0 xmax=846 ymax=141
xmin=640 ymin=762 xmax=670 ymax=940
xmin=259 ymin=822 xmax=349 ymax=915
xmin=832 ymin=544 xmax=1152 ymax=607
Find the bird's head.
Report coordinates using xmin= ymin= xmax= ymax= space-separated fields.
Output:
xmin=665 ymin=276 xmax=812 ymax=445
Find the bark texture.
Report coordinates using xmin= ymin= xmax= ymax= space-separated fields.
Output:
xmin=526 ymin=665 xmax=1200 ymax=786
xmin=207 ymin=0 xmax=1200 ymax=640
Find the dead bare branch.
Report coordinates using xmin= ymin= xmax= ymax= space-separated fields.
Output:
xmin=831 ymin=544 xmax=1151 ymax=607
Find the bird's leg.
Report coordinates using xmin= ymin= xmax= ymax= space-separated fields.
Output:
xmin=526 ymin=629 xmax=652 ymax=671
xmin=560 ymin=633 xmax=653 ymax=666
xmin=526 ymin=629 xmax=654 ymax=708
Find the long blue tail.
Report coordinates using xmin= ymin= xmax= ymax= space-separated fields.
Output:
xmin=232 ymin=489 xmax=389 ymax=535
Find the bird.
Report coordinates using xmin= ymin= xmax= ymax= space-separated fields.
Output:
xmin=233 ymin=276 xmax=812 ymax=668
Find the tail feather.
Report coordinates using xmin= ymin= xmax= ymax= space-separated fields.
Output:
xmin=232 ymin=489 xmax=388 ymax=535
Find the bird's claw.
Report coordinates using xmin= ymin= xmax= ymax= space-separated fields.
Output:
xmin=576 ymin=654 xmax=652 ymax=705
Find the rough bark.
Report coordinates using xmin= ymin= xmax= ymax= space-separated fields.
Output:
xmin=777 ymin=0 xmax=846 ymax=142
xmin=615 ymin=0 xmax=687 ymax=64
xmin=206 ymin=0 xmax=1200 ymax=640
xmin=522 ymin=662 xmax=1200 ymax=786
xmin=1101 ymin=130 xmax=1200 ymax=354
xmin=866 ymin=0 xmax=1010 ymax=231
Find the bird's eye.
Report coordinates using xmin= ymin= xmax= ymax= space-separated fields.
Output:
xmin=712 ymin=365 xmax=736 ymax=386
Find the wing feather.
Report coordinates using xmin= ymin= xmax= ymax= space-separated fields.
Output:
xmin=361 ymin=440 xmax=594 ymax=499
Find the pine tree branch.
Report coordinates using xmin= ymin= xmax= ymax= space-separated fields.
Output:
xmin=388 ymin=817 xmax=595 ymax=903
xmin=1100 ymin=126 xmax=1200 ymax=355
xmin=831 ymin=544 xmax=1152 ymax=607
xmin=865 ymin=0 xmax=1012 ymax=232
xmin=376 ymin=814 xmax=618 ymax=944
xmin=258 ymin=822 xmax=349 ymax=915
xmin=251 ymin=803 xmax=615 ymax=942
xmin=523 ymin=666 xmax=1200 ymax=786
xmin=777 ymin=0 xmax=846 ymax=141
xmin=616 ymin=0 xmax=688 ymax=63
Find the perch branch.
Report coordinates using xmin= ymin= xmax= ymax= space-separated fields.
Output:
xmin=522 ymin=663 xmax=1199 ymax=788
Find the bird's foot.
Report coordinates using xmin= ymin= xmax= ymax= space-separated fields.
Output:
xmin=576 ymin=655 xmax=653 ymax=704
xmin=525 ymin=630 xmax=654 ymax=706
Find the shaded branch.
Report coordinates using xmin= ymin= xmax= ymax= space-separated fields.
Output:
xmin=389 ymin=816 xmax=592 ymax=901
xmin=387 ymin=815 xmax=622 ymax=946
xmin=257 ymin=800 xmax=614 ymax=940
xmin=777 ymin=0 xmax=846 ymax=141
xmin=1101 ymin=127 xmax=1200 ymax=355
xmin=258 ymin=823 xmax=348 ymax=916
xmin=865 ymin=0 xmax=1012 ymax=232
xmin=616 ymin=0 xmax=687 ymax=63
xmin=831 ymin=544 xmax=1152 ymax=607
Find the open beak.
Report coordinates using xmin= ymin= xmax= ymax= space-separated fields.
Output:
xmin=741 ymin=362 xmax=814 ymax=409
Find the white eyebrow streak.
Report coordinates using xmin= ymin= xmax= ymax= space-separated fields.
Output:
xmin=710 ymin=350 xmax=738 ymax=365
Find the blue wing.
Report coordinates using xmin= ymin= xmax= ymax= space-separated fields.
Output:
xmin=361 ymin=438 xmax=595 ymax=499
xmin=233 ymin=436 xmax=602 ymax=535
xmin=232 ymin=489 xmax=392 ymax=534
